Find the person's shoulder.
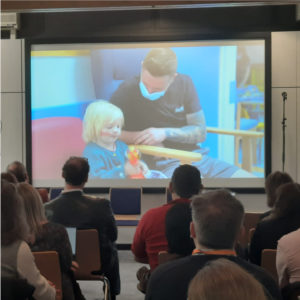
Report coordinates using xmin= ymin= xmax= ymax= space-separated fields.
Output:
xmin=175 ymin=73 xmax=194 ymax=85
xmin=116 ymin=140 xmax=128 ymax=150
xmin=142 ymin=204 xmax=170 ymax=219
xmin=279 ymin=228 xmax=300 ymax=244
xmin=83 ymin=195 xmax=110 ymax=207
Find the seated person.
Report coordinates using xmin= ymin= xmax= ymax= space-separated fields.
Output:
xmin=276 ymin=228 xmax=300 ymax=288
xmin=6 ymin=160 xmax=29 ymax=183
xmin=82 ymin=100 xmax=166 ymax=179
xmin=18 ymin=182 xmax=84 ymax=300
xmin=110 ymin=47 xmax=253 ymax=178
xmin=1 ymin=171 xmax=18 ymax=184
xmin=137 ymin=202 xmax=195 ymax=293
xmin=132 ymin=164 xmax=202 ymax=271
xmin=262 ymin=171 xmax=293 ymax=219
xmin=145 ymin=189 xmax=282 ymax=300
xmin=1 ymin=179 xmax=57 ymax=300
xmin=165 ymin=202 xmax=195 ymax=259
xmin=249 ymin=182 xmax=300 ymax=265
xmin=187 ymin=258 xmax=267 ymax=300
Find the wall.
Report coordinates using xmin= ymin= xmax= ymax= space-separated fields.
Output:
xmin=1 ymin=7 xmax=300 ymax=242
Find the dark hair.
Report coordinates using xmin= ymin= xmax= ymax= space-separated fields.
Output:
xmin=171 ymin=164 xmax=202 ymax=199
xmin=1 ymin=180 xmax=29 ymax=246
xmin=191 ymin=189 xmax=244 ymax=249
xmin=265 ymin=171 xmax=293 ymax=207
xmin=143 ymin=48 xmax=178 ymax=77
xmin=62 ymin=156 xmax=90 ymax=186
xmin=165 ymin=203 xmax=195 ymax=256
xmin=6 ymin=161 xmax=28 ymax=183
xmin=1 ymin=172 xmax=18 ymax=184
xmin=269 ymin=182 xmax=300 ymax=221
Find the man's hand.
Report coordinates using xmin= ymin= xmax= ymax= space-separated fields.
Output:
xmin=134 ymin=128 xmax=166 ymax=145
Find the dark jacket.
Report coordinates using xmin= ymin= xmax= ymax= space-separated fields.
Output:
xmin=44 ymin=190 xmax=120 ymax=295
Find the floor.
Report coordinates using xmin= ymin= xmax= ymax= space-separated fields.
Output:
xmin=78 ymin=250 xmax=146 ymax=300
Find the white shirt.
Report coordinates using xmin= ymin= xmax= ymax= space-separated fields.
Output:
xmin=276 ymin=228 xmax=300 ymax=288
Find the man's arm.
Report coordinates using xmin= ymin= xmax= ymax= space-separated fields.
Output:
xmin=133 ymin=110 xmax=206 ymax=146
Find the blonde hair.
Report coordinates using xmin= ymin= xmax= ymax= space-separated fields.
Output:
xmin=82 ymin=100 xmax=124 ymax=143
xmin=187 ymin=258 xmax=267 ymax=300
xmin=17 ymin=183 xmax=47 ymax=237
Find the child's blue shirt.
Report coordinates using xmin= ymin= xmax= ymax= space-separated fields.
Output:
xmin=83 ymin=141 xmax=128 ymax=179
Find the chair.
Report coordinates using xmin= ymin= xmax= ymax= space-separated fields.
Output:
xmin=109 ymin=188 xmax=142 ymax=226
xmin=206 ymin=126 xmax=263 ymax=172
xmin=261 ymin=249 xmax=278 ymax=281
xmin=49 ymin=188 xmax=63 ymax=200
xmin=234 ymin=100 xmax=264 ymax=173
xmin=158 ymin=251 xmax=180 ymax=265
xmin=248 ymin=227 xmax=256 ymax=244
xmin=74 ymin=229 xmax=111 ymax=300
xmin=36 ymin=188 xmax=50 ymax=203
xmin=238 ymin=212 xmax=262 ymax=248
xmin=32 ymin=251 xmax=62 ymax=300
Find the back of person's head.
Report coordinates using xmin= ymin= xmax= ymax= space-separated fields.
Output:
xmin=17 ymin=183 xmax=46 ymax=237
xmin=191 ymin=189 xmax=244 ymax=249
xmin=1 ymin=172 xmax=18 ymax=184
xmin=143 ymin=48 xmax=178 ymax=77
xmin=6 ymin=161 xmax=28 ymax=183
xmin=165 ymin=202 xmax=195 ymax=256
xmin=265 ymin=171 xmax=293 ymax=207
xmin=187 ymin=258 xmax=267 ymax=300
xmin=82 ymin=100 xmax=124 ymax=144
xmin=1 ymin=179 xmax=29 ymax=246
xmin=62 ymin=156 xmax=90 ymax=186
xmin=170 ymin=164 xmax=202 ymax=199
xmin=271 ymin=182 xmax=300 ymax=220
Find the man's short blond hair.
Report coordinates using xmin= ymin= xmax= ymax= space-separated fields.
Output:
xmin=82 ymin=100 xmax=124 ymax=143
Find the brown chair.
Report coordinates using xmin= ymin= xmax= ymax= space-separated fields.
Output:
xmin=248 ymin=227 xmax=256 ymax=244
xmin=238 ymin=212 xmax=262 ymax=248
xmin=33 ymin=251 xmax=62 ymax=300
xmin=158 ymin=251 xmax=180 ymax=265
xmin=261 ymin=249 xmax=278 ymax=281
xmin=74 ymin=229 xmax=111 ymax=300
xmin=36 ymin=188 xmax=49 ymax=203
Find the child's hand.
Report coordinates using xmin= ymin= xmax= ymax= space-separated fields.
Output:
xmin=124 ymin=160 xmax=149 ymax=177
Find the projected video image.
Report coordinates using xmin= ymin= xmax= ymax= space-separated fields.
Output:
xmin=31 ymin=42 xmax=265 ymax=185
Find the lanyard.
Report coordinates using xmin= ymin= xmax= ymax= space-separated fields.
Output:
xmin=192 ymin=248 xmax=237 ymax=256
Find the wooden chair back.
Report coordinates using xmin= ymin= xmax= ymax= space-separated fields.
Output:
xmin=33 ymin=251 xmax=62 ymax=300
xmin=238 ymin=212 xmax=262 ymax=247
xmin=74 ymin=229 xmax=111 ymax=300
xmin=261 ymin=249 xmax=278 ymax=281
xmin=158 ymin=251 xmax=180 ymax=265
xmin=75 ymin=229 xmax=101 ymax=280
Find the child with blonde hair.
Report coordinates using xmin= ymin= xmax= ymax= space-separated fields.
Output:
xmin=83 ymin=100 xmax=151 ymax=179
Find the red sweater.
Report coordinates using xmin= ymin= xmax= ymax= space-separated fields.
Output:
xmin=131 ymin=198 xmax=190 ymax=270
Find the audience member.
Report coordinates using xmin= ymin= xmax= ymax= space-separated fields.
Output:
xmin=187 ymin=258 xmax=267 ymax=300
xmin=44 ymin=156 xmax=120 ymax=300
xmin=1 ymin=171 xmax=18 ymax=183
xmin=276 ymin=228 xmax=300 ymax=288
xmin=165 ymin=202 xmax=195 ymax=258
xmin=145 ymin=189 xmax=282 ymax=300
xmin=249 ymin=182 xmax=300 ymax=265
xmin=1 ymin=179 xmax=56 ymax=300
xmin=132 ymin=164 xmax=202 ymax=270
xmin=6 ymin=161 xmax=29 ymax=183
xmin=262 ymin=171 xmax=293 ymax=219
xmin=18 ymin=182 xmax=85 ymax=300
